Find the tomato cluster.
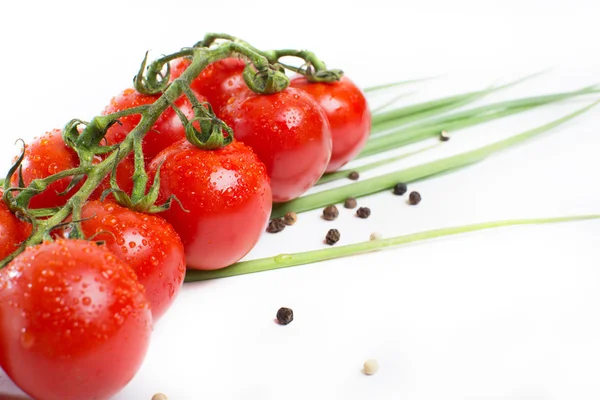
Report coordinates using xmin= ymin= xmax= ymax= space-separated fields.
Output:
xmin=0 ymin=53 xmax=370 ymax=399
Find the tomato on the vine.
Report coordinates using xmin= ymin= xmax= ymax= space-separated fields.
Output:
xmin=148 ymin=139 xmax=272 ymax=270
xmin=76 ymin=200 xmax=186 ymax=320
xmin=10 ymin=129 xmax=135 ymax=208
xmin=219 ymin=86 xmax=332 ymax=202
xmin=102 ymin=87 xmax=206 ymax=160
xmin=11 ymin=129 xmax=82 ymax=209
xmin=170 ymin=57 xmax=247 ymax=114
xmin=0 ymin=239 xmax=152 ymax=400
xmin=0 ymin=191 xmax=31 ymax=260
xmin=290 ymin=76 xmax=371 ymax=172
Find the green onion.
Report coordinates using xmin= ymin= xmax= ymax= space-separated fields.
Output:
xmin=371 ymin=91 xmax=417 ymax=115
xmin=272 ymin=100 xmax=598 ymax=218
xmin=185 ymin=215 xmax=600 ymax=282
xmin=363 ymin=76 xmax=439 ymax=93
xmin=316 ymin=144 xmax=440 ymax=185
xmin=370 ymin=71 xmax=546 ymax=132
xmin=360 ymin=86 xmax=599 ymax=158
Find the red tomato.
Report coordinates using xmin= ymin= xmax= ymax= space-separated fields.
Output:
xmin=11 ymin=129 xmax=81 ymax=209
xmin=77 ymin=200 xmax=186 ymax=320
xmin=11 ymin=129 xmax=135 ymax=208
xmin=290 ymin=76 xmax=371 ymax=172
xmin=0 ymin=239 xmax=152 ymax=400
xmin=148 ymin=140 xmax=272 ymax=270
xmin=102 ymin=87 xmax=206 ymax=160
xmin=219 ymin=87 xmax=332 ymax=202
xmin=0 ymin=192 xmax=31 ymax=260
xmin=170 ymin=57 xmax=247 ymax=114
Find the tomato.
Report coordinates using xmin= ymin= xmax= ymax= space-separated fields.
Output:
xmin=11 ymin=129 xmax=81 ymax=209
xmin=148 ymin=140 xmax=272 ymax=270
xmin=0 ymin=239 xmax=152 ymax=400
xmin=102 ymin=87 xmax=206 ymax=161
xmin=76 ymin=200 xmax=186 ymax=320
xmin=219 ymin=87 xmax=332 ymax=202
xmin=170 ymin=57 xmax=247 ymax=114
xmin=290 ymin=76 xmax=371 ymax=172
xmin=10 ymin=129 xmax=135 ymax=208
xmin=0 ymin=192 xmax=31 ymax=260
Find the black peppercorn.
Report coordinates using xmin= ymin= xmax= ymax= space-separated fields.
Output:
xmin=348 ymin=171 xmax=360 ymax=180
xmin=408 ymin=191 xmax=422 ymax=205
xmin=276 ymin=307 xmax=294 ymax=325
xmin=325 ymin=229 xmax=341 ymax=245
xmin=283 ymin=211 xmax=297 ymax=226
xmin=440 ymin=130 xmax=450 ymax=141
xmin=266 ymin=218 xmax=286 ymax=233
xmin=393 ymin=182 xmax=407 ymax=195
xmin=356 ymin=207 xmax=371 ymax=219
xmin=344 ymin=197 xmax=357 ymax=209
xmin=322 ymin=205 xmax=339 ymax=221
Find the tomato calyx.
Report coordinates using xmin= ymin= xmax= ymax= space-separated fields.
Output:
xmin=170 ymin=82 xmax=234 ymax=150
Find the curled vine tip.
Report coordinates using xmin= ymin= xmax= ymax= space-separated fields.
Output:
xmin=243 ymin=64 xmax=290 ymax=94
xmin=134 ymin=51 xmax=171 ymax=95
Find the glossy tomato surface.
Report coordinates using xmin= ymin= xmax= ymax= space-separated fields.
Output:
xmin=10 ymin=129 xmax=135 ymax=208
xmin=290 ymin=76 xmax=371 ymax=172
xmin=170 ymin=57 xmax=247 ymax=114
xmin=11 ymin=129 xmax=81 ymax=209
xmin=0 ymin=239 xmax=152 ymax=400
xmin=0 ymin=192 xmax=31 ymax=260
xmin=148 ymin=140 xmax=272 ymax=270
xmin=220 ymin=87 xmax=332 ymax=202
xmin=78 ymin=200 xmax=186 ymax=320
xmin=102 ymin=87 xmax=206 ymax=161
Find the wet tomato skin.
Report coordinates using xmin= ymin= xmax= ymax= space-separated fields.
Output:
xmin=77 ymin=200 xmax=186 ymax=320
xmin=10 ymin=129 xmax=135 ymax=208
xmin=0 ymin=191 xmax=31 ymax=260
xmin=0 ymin=239 xmax=152 ymax=400
xmin=170 ymin=57 xmax=247 ymax=114
xmin=290 ymin=76 xmax=371 ymax=172
xmin=11 ymin=129 xmax=81 ymax=209
xmin=219 ymin=87 xmax=332 ymax=202
xmin=148 ymin=140 xmax=272 ymax=270
xmin=102 ymin=87 xmax=206 ymax=161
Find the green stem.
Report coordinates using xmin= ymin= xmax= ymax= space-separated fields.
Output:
xmin=272 ymin=101 xmax=598 ymax=218
xmin=316 ymin=144 xmax=440 ymax=185
xmin=185 ymin=215 xmax=600 ymax=282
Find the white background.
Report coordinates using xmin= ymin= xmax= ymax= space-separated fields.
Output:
xmin=1 ymin=0 xmax=600 ymax=399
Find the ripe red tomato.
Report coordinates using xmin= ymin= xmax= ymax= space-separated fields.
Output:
xmin=219 ymin=87 xmax=332 ymax=202
xmin=102 ymin=87 xmax=206 ymax=160
xmin=77 ymin=200 xmax=186 ymax=320
xmin=11 ymin=129 xmax=82 ymax=209
xmin=10 ymin=129 xmax=135 ymax=208
xmin=0 ymin=239 xmax=152 ymax=400
xmin=290 ymin=76 xmax=371 ymax=172
xmin=170 ymin=57 xmax=247 ymax=113
xmin=0 ymin=192 xmax=31 ymax=260
xmin=148 ymin=140 xmax=272 ymax=270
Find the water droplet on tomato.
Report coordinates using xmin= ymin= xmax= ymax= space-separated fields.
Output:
xmin=20 ymin=329 xmax=35 ymax=349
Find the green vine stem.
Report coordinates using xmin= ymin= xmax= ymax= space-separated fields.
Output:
xmin=198 ymin=33 xmax=342 ymax=83
xmin=185 ymin=215 xmax=600 ymax=282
